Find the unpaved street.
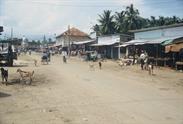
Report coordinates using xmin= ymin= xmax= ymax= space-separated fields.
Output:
xmin=0 ymin=53 xmax=183 ymax=124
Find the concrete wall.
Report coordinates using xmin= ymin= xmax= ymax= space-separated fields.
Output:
xmin=56 ymin=36 xmax=91 ymax=47
xmin=98 ymin=35 xmax=120 ymax=44
xmin=135 ymin=26 xmax=183 ymax=39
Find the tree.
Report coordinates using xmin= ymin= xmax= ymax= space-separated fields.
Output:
xmin=158 ymin=16 xmax=166 ymax=26
xmin=125 ymin=4 xmax=140 ymax=30
xmin=98 ymin=10 xmax=116 ymax=35
xmin=24 ymin=38 xmax=29 ymax=42
xmin=92 ymin=4 xmax=183 ymax=35
xmin=48 ymin=38 xmax=52 ymax=43
xmin=37 ymin=40 xmax=41 ymax=45
xmin=92 ymin=24 xmax=101 ymax=36
xmin=114 ymin=11 xmax=127 ymax=33
xmin=149 ymin=16 xmax=157 ymax=26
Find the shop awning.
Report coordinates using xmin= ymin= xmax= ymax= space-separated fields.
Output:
xmin=114 ymin=44 xmax=129 ymax=47
xmin=53 ymin=43 xmax=62 ymax=47
xmin=124 ymin=39 xmax=148 ymax=45
xmin=165 ymin=42 xmax=183 ymax=53
xmin=90 ymin=41 xmax=118 ymax=46
xmin=161 ymin=36 xmax=183 ymax=46
xmin=73 ymin=39 xmax=95 ymax=45
xmin=125 ymin=36 xmax=183 ymax=46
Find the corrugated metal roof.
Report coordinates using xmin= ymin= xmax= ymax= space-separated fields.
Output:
xmin=114 ymin=44 xmax=129 ymax=47
xmin=125 ymin=36 xmax=183 ymax=46
xmin=91 ymin=42 xmax=118 ymax=46
xmin=73 ymin=39 xmax=96 ymax=45
xmin=124 ymin=39 xmax=148 ymax=45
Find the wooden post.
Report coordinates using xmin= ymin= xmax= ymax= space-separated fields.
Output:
xmin=68 ymin=25 xmax=70 ymax=57
xmin=118 ymin=43 xmax=120 ymax=59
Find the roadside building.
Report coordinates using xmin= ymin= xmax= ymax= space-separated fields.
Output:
xmin=72 ymin=39 xmax=96 ymax=52
xmin=124 ymin=23 xmax=183 ymax=67
xmin=27 ymin=41 xmax=42 ymax=50
xmin=91 ymin=34 xmax=133 ymax=59
xmin=56 ymin=27 xmax=91 ymax=51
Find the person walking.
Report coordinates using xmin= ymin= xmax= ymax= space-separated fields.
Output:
xmin=140 ymin=51 xmax=145 ymax=70
xmin=99 ymin=61 xmax=102 ymax=70
xmin=62 ymin=51 xmax=67 ymax=63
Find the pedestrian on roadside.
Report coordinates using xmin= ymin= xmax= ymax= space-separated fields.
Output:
xmin=140 ymin=51 xmax=145 ymax=70
xmin=48 ymin=51 xmax=51 ymax=62
xmin=29 ymin=50 xmax=31 ymax=55
xmin=99 ymin=61 xmax=102 ymax=70
xmin=62 ymin=51 xmax=67 ymax=63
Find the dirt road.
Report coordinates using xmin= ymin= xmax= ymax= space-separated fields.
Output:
xmin=0 ymin=53 xmax=183 ymax=124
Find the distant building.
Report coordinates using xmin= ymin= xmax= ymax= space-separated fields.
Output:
xmin=91 ymin=34 xmax=133 ymax=59
xmin=0 ymin=26 xmax=3 ymax=35
xmin=56 ymin=27 xmax=91 ymax=48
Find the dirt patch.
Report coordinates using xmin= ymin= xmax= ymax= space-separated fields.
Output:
xmin=175 ymin=79 xmax=183 ymax=87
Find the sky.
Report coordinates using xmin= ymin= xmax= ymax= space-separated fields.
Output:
xmin=0 ymin=0 xmax=183 ymax=40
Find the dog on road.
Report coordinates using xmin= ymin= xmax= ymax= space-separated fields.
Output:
xmin=148 ymin=63 xmax=154 ymax=75
xmin=17 ymin=68 xmax=34 ymax=84
xmin=99 ymin=61 xmax=102 ymax=69
xmin=89 ymin=62 xmax=95 ymax=71
xmin=0 ymin=68 xmax=8 ymax=85
xmin=34 ymin=59 xmax=37 ymax=66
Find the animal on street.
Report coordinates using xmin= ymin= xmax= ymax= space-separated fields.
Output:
xmin=0 ymin=68 xmax=8 ymax=85
xmin=17 ymin=68 xmax=34 ymax=85
xmin=34 ymin=59 xmax=37 ymax=66
xmin=99 ymin=61 xmax=102 ymax=69
xmin=89 ymin=62 xmax=95 ymax=71
xmin=148 ymin=63 xmax=154 ymax=75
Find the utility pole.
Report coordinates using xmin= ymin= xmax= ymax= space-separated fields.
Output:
xmin=8 ymin=27 xmax=13 ymax=66
xmin=68 ymin=25 xmax=70 ymax=57
xmin=11 ymin=27 xmax=13 ymax=40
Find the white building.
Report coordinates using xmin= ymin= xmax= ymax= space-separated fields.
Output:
xmin=56 ymin=27 xmax=91 ymax=48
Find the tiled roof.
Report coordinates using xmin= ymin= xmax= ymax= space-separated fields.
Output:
xmin=56 ymin=27 xmax=89 ymax=38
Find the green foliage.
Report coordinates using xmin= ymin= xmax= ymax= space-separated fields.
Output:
xmin=97 ymin=10 xmax=116 ymax=35
xmin=93 ymin=4 xmax=183 ymax=36
xmin=48 ymin=38 xmax=52 ymax=43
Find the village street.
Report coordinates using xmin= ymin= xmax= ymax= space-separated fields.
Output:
xmin=0 ymin=53 xmax=183 ymax=124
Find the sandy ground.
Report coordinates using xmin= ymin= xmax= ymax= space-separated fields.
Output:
xmin=0 ymin=53 xmax=183 ymax=124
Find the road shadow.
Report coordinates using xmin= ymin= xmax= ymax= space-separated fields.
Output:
xmin=9 ymin=78 xmax=21 ymax=85
xmin=0 ymin=64 xmax=28 ymax=67
xmin=8 ymin=74 xmax=49 ymax=86
xmin=0 ymin=92 xmax=11 ymax=98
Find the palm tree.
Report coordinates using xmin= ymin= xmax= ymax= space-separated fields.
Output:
xmin=172 ymin=16 xmax=180 ymax=23
xmin=125 ymin=4 xmax=139 ymax=30
xmin=98 ymin=10 xmax=115 ymax=35
xmin=92 ymin=24 xmax=101 ymax=36
xmin=158 ymin=16 xmax=165 ymax=26
xmin=114 ymin=11 xmax=127 ymax=33
xmin=150 ymin=16 xmax=157 ymax=26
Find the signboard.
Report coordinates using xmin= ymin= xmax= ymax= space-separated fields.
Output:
xmin=98 ymin=35 xmax=120 ymax=44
